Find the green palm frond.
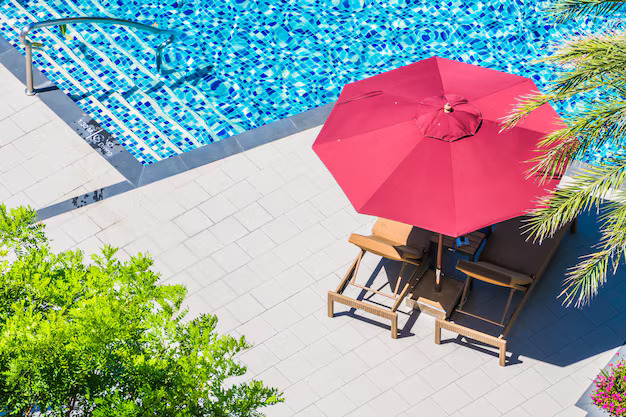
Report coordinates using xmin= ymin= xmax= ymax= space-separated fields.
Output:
xmin=561 ymin=193 xmax=626 ymax=306
xmin=526 ymin=134 xmax=580 ymax=183
xmin=524 ymin=161 xmax=626 ymax=307
xmin=547 ymin=36 xmax=626 ymax=94
xmin=501 ymin=92 xmax=556 ymax=129
xmin=548 ymin=0 xmax=626 ymax=21
xmin=502 ymin=30 xmax=626 ymax=187
xmin=561 ymin=250 xmax=610 ymax=306
xmin=524 ymin=160 xmax=626 ymax=242
xmin=555 ymin=99 xmax=626 ymax=154
xmin=507 ymin=0 xmax=626 ymax=307
xmin=511 ymin=98 xmax=626 ymax=185
xmin=502 ymin=31 xmax=626 ymax=132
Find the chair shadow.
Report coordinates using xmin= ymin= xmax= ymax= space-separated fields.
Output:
xmin=435 ymin=210 xmax=626 ymax=368
xmin=334 ymin=257 xmax=422 ymax=338
xmin=333 ymin=209 xmax=626 ymax=367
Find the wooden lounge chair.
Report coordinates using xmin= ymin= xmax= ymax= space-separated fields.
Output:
xmin=328 ymin=218 xmax=431 ymax=338
xmin=435 ymin=216 xmax=575 ymax=366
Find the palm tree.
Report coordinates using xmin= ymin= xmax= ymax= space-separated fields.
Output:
xmin=502 ymin=0 xmax=626 ymax=308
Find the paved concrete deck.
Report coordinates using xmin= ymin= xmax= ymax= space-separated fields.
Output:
xmin=0 ymin=64 xmax=125 ymax=210
xmin=1 ymin=91 xmax=625 ymax=417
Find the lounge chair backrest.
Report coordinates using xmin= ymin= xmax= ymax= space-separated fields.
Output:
xmin=372 ymin=218 xmax=431 ymax=248
xmin=479 ymin=216 xmax=570 ymax=278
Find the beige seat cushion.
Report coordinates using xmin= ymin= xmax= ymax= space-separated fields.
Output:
xmin=372 ymin=218 xmax=432 ymax=249
xmin=349 ymin=234 xmax=426 ymax=262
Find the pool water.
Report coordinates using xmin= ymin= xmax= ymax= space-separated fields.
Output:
xmin=0 ymin=0 xmax=609 ymax=164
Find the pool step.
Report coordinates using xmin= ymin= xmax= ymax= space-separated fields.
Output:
xmin=1 ymin=0 xmax=278 ymax=164
xmin=1 ymin=10 xmax=163 ymax=163
xmin=58 ymin=0 xmax=250 ymax=134
xmin=43 ymin=0 xmax=226 ymax=146
xmin=0 ymin=2 xmax=180 ymax=162
xmin=38 ymin=1 xmax=205 ymax=153
xmin=81 ymin=0 xmax=250 ymax=136
xmin=82 ymin=0 xmax=258 ymax=132
xmin=0 ymin=0 xmax=245 ymax=163
xmin=13 ymin=1 xmax=194 ymax=157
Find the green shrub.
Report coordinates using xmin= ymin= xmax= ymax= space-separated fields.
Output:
xmin=0 ymin=204 xmax=282 ymax=416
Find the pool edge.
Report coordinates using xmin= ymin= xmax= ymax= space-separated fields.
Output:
xmin=0 ymin=35 xmax=333 ymax=219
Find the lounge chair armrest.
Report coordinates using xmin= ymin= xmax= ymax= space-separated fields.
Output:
xmin=456 ymin=260 xmax=514 ymax=287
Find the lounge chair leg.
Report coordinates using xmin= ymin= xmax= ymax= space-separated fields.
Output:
xmin=392 ymin=262 xmax=408 ymax=297
xmin=435 ymin=319 xmax=441 ymax=344
xmin=336 ymin=251 xmax=364 ymax=294
xmin=458 ymin=276 xmax=472 ymax=309
xmin=391 ymin=315 xmax=398 ymax=339
xmin=499 ymin=341 xmax=507 ymax=366
xmin=392 ymin=282 xmax=411 ymax=312
xmin=501 ymin=288 xmax=516 ymax=324
xmin=328 ymin=292 xmax=334 ymax=318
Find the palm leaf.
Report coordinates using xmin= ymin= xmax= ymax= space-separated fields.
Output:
xmin=502 ymin=31 xmax=626 ymax=132
xmin=561 ymin=250 xmax=610 ymax=306
xmin=508 ymin=0 xmax=626 ymax=307
xmin=509 ymin=97 xmax=626 ymax=186
xmin=561 ymin=193 xmax=626 ymax=306
xmin=525 ymin=161 xmax=626 ymax=306
xmin=548 ymin=0 xmax=626 ymax=21
xmin=526 ymin=135 xmax=580 ymax=183
xmin=557 ymin=99 xmax=626 ymax=156
xmin=524 ymin=159 xmax=626 ymax=242
xmin=547 ymin=33 xmax=626 ymax=93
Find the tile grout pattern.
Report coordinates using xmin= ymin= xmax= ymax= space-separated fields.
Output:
xmin=0 ymin=62 xmax=125 ymax=210
xmin=33 ymin=124 xmax=626 ymax=417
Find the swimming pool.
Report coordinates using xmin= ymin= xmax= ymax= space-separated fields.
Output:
xmin=0 ymin=0 xmax=607 ymax=165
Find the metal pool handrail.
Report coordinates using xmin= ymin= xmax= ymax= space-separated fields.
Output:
xmin=20 ymin=17 xmax=177 ymax=95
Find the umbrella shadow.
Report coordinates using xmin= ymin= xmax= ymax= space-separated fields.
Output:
xmin=332 ymin=210 xmax=626 ymax=367
xmin=331 ymin=209 xmax=625 ymax=367
xmin=437 ymin=210 xmax=626 ymax=368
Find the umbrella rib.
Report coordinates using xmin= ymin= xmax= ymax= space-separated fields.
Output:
xmin=312 ymin=119 xmax=419 ymax=149
xmin=449 ymin=144 xmax=460 ymax=237
xmin=472 ymin=77 xmax=530 ymax=101
xmin=314 ymin=93 xmax=429 ymax=147
xmin=358 ymin=144 xmax=423 ymax=215
xmin=432 ymin=58 xmax=448 ymax=98
xmin=359 ymin=141 xmax=458 ymax=236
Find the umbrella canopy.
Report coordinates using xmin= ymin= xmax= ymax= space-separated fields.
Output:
xmin=313 ymin=56 xmax=563 ymax=238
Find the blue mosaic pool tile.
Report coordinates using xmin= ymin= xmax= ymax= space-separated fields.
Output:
xmin=0 ymin=0 xmax=614 ymax=164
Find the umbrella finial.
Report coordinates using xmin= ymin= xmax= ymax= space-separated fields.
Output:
xmin=444 ymin=102 xmax=453 ymax=113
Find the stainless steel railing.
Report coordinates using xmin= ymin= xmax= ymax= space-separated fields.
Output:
xmin=20 ymin=17 xmax=177 ymax=95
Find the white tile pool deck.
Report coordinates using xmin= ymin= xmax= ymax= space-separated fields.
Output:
xmin=2 ymin=76 xmax=626 ymax=417
xmin=0 ymin=65 xmax=125 ymax=209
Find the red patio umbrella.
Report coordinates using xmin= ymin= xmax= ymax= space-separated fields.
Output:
xmin=313 ymin=56 xmax=562 ymax=289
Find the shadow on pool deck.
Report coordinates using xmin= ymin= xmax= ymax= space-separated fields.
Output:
xmin=502 ymin=209 xmax=626 ymax=368
xmin=336 ymin=209 xmax=626 ymax=369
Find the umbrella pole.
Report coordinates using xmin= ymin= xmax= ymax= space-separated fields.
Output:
xmin=435 ymin=234 xmax=443 ymax=292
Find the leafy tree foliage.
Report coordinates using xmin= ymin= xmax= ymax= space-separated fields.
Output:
xmin=0 ymin=204 xmax=281 ymax=416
